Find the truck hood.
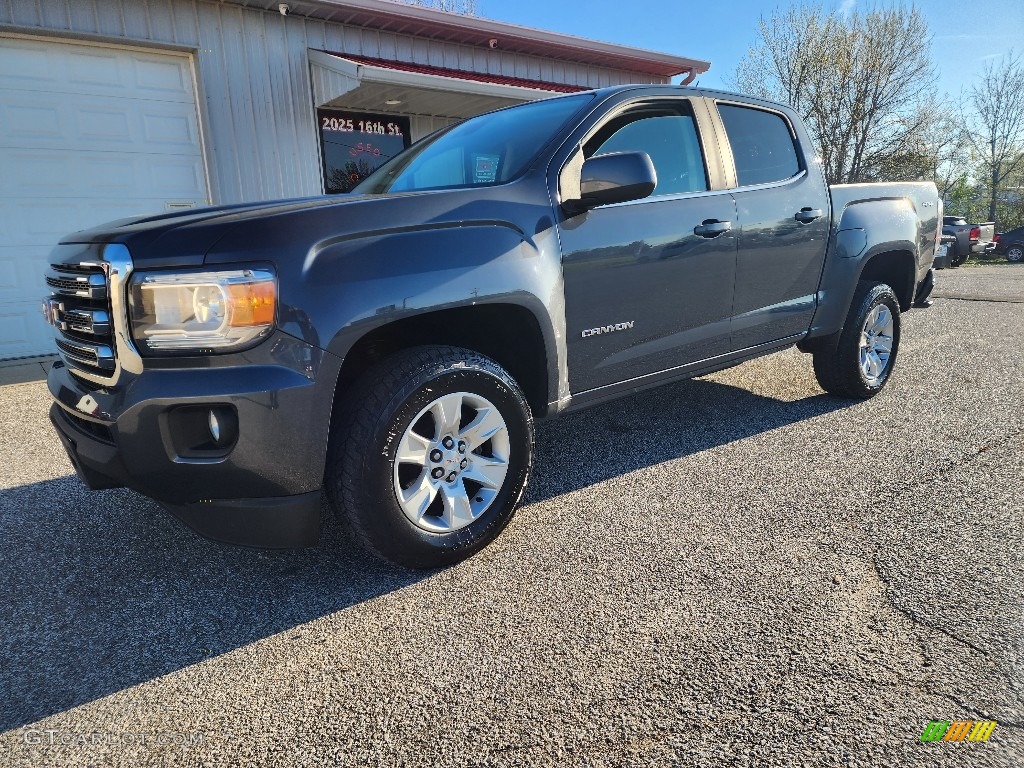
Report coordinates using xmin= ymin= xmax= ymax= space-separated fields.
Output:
xmin=58 ymin=184 xmax=536 ymax=269
xmin=58 ymin=195 xmax=373 ymax=268
xmin=55 ymin=186 xmax=528 ymax=270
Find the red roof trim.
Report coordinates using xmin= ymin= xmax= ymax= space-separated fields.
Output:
xmin=322 ymin=51 xmax=589 ymax=94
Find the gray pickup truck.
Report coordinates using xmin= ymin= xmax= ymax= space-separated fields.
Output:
xmin=943 ymin=216 xmax=995 ymax=266
xmin=43 ymin=86 xmax=941 ymax=567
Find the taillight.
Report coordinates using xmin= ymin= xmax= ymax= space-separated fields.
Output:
xmin=969 ymin=226 xmax=981 ymax=240
xmin=994 ymin=233 xmax=1001 ymax=242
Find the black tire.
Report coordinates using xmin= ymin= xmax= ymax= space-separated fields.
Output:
xmin=325 ymin=345 xmax=534 ymax=568
xmin=949 ymin=242 xmax=967 ymax=267
xmin=812 ymin=280 xmax=901 ymax=399
xmin=1007 ymin=246 xmax=1023 ymax=263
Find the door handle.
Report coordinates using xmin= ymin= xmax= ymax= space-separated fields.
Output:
xmin=693 ymin=219 xmax=732 ymax=237
xmin=795 ymin=208 xmax=823 ymax=224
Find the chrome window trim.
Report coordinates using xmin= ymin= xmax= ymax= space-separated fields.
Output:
xmin=728 ymin=169 xmax=808 ymax=195
xmin=586 ymin=185 xmax=736 ymax=210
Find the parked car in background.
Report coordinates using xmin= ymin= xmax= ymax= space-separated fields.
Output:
xmin=934 ymin=233 xmax=956 ymax=269
xmin=942 ymin=216 xmax=996 ymax=266
xmin=993 ymin=227 xmax=1024 ymax=263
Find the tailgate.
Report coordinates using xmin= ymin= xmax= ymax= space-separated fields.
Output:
xmin=975 ymin=222 xmax=995 ymax=242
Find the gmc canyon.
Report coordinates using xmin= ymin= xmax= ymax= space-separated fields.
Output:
xmin=43 ymin=86 xmax=941 ymax=567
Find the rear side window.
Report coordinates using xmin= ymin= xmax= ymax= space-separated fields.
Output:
xmin=718 ymin=104 xmax=800 ymax=187
xmin=585 ymin=104 xmax=709 ymax=196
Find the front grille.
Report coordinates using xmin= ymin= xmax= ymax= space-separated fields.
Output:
xmin=45 ymin=272 xmax=106 ymax=299
xmin=46 ymin=262 xmax=117 ymax=378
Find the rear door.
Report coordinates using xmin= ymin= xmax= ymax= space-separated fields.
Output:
xmin=710 ymin=100 xmax=830 ymax=351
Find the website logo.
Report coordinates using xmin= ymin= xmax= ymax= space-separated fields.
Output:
xmin=920 ymin=720 xmax=997 ymax=742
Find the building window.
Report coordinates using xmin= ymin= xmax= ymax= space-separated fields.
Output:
xmin=318 ymin=109 xmax=411 ymax=193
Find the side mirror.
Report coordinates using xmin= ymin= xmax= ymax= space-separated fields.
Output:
xmin=564 ymin=152 xmax=657 ymax=213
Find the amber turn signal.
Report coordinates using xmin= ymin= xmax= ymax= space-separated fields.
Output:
xmin=227 ymin=281 xmax=276 ymax=327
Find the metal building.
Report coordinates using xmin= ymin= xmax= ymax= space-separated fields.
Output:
xmin=0 ymin=0 xmax=709 ymax=358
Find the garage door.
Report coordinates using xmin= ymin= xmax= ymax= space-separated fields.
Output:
xmin=0 ymin=36 xmax=209 ymax=359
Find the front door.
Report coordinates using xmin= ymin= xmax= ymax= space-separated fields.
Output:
xmin=558 ymin=99 xmax=738 ymax=393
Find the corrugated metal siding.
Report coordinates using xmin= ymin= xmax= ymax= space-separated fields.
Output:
xmin=0 ymin=0 xmax=667 ymax=203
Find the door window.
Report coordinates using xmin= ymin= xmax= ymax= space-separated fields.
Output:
xmin=584 ymin=105 xmax=709 ymax=196
xmin=717 ymin=104 xmax=800 ymax=187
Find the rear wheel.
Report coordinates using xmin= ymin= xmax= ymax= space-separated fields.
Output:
xmin=812 ymin=281 xmax=901 ymax=399
xmin=325 ymin=345 xmax=534 ymax=568
xmin=1007 ymin=246 xmax=1023 ymax=263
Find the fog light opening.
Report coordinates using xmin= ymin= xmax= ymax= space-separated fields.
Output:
xmin=167 ymin=404 xmax=238 ymax=460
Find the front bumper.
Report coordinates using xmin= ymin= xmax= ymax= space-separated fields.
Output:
xmin=47 ymin=332 xmax=341 ymax=548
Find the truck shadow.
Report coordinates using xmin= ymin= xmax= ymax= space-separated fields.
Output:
xmin=527 ymin=376 xmax=847 ymax=504
xmin=0 ymin=376 xmax=849 ymax=732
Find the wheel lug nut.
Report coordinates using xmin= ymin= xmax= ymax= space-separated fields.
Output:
xmin=442 ymin=436 xmax=455 ymax=449
xmin=446 ymin=471 xmax=458 ymax=483
xmin=460 ymin=458 xmax=468 ymax=469
xmin=457 ymin=441 xmax=466 ymax=454
xmin=430 ymin=449 xmax=443 ymax=462
xmin=431 ymin=467 xmax=445 ymax=479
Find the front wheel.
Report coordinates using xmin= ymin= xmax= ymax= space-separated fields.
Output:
xmin=325 ymin=345 xmax=534 ymax=568
xmin=812 ymin=281 xmax=901 ymax=399
xmin=1007 ymin=246 xmax=1023 ymax=263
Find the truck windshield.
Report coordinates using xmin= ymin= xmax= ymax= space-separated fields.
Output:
xmin=353 ymin=93 xmax=593 ymax=194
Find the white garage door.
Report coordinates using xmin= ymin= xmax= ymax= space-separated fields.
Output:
xmin=0 ymin=36 xmax=209 ymax=359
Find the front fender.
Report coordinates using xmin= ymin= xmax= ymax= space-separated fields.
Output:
xmin=285 ymin=222 xmax=565 ymax=409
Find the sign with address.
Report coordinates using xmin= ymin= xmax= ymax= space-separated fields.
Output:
xmin=318 ymin=109 xmax=412 ymax=194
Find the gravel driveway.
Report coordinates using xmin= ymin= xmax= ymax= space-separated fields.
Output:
xmin=1 ymin=265 xmax=1022 ymax=767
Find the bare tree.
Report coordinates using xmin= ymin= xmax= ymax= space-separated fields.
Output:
xmin=966 ymin=51 xmax=1024 ymax=222
xmin=405 ymin=0 xmax=477 ymax=14
xmin=861 ymin=96 xmax=969 ymax=195
xmin=733 ymin=4 xmax=937 ymax=184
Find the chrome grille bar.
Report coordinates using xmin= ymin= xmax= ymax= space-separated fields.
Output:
xmin=55 ymin=338 xmax=115 ymax=371
xmin=59 ymin=308 xmax=111 ymax=336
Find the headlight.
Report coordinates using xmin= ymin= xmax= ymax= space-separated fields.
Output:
xmin=128 ymin=268 xmax=276 ymax=353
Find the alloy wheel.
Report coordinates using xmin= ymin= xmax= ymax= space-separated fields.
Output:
xmin=859 ymin=304 xmax=895 ymax=385
xmin=392 ymin=391 xmax=511 ymax=533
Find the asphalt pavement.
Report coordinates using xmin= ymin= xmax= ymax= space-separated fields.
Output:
xmin=1 ymin=264 xmax=1021 ymax=767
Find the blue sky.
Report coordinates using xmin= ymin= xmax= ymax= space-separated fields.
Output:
xmin=478 ymin=0 xmax=1023 ymax=99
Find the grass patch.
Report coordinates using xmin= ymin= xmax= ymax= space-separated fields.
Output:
xmin=962 ymin=256 xmax=1021 ymax=267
